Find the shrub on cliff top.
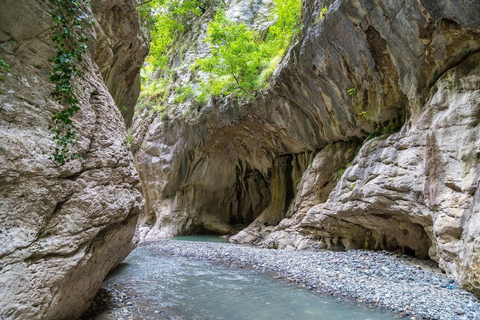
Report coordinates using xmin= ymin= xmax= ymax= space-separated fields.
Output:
xmin=139 ymin=0 xmax=204 ymax=71
xmin=195 ymin=0 xmax=302 ymax=100
xmin=194 ymin=8 xmax=265 ymax=99
xmin=139 ymin=0 xmax=302 ymax=109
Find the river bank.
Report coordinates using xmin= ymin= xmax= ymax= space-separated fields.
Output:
xmin=83 ymin=239 xmax=480 ymax=320
xmin=145 ymin=240 xmax=479 ymax=320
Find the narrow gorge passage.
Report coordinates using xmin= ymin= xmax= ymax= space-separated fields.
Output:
xmin=1 ymin=0 xmax=480 ymax=319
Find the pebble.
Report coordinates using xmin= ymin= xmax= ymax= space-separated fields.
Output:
xmin=141 ymin=240 xmax=480 ymax=320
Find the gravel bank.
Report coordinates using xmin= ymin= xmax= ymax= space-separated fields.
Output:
xmin=143 ymin=240 xmax=480 ymax=320
xmin=80 ymin=285 xmax=136 ymax=320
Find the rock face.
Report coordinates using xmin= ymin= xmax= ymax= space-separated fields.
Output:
xmin=290 ymin=52 xmax=480 ymax=294
xmin=93 ymin=0 xmax=149 ymax=127
xmin=0 ymin=0 xmax=147 ymax=319
xmin=261 ymin=52 xmax=480 ymax=261
xmin=135 ymin=0 xmax=480 ymax=296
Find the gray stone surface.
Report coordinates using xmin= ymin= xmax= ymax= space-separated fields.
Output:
xmin=92 ymin=0 xmax=149 ymax=127
xmin=0 ymin=0 xmax=146 ymax=318
xmin=134 ymin=0 xmax=480 ymax=297
xmin=149 ymin=240 xmax=480 ymax=320
xmin=279 ymin=52 xmax=480 ymax=296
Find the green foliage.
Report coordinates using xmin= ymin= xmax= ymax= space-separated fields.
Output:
xmin=48 ymin=0 xmax=93 ymax=165
xmin=295 ymin=176 xmax=302 ymax=186
xmin=195 ymin=8 xmax=264 ymax=98
xmin=138 ymin=0 xmax=206 ymax=110
xmin=140 ymin=0 xmax=302 ymax=107
xmin=140 ymin=77 xmax=171 ymax=106
xmin=151 ymin=104 xmax=166 ymax=114
xmin=334 ymin=162 xmax=351 ymax=181
xmin=347 ymin=87 xmax=357 ymax=97
xmin=173 ymin=84 xmax=195 ymax=103
xmin=126 ymin=133 xmax=134 ymax=149
xmin=319 ymin=5 xmax=328 ymax=19
xmin=347 ymin=87 xmax=405 ymax=140
xmin=140 ymin=0 xmax=204 ymax=71
xmin=367 ymin=115 xmax=405 ymax=140
xmin=125 ymin=126 xmax=136 ymax=151
xmin=314 ymin=5 xmax=328 ymax=24
xmin=334 ymin=167 xmax=346 ymax=181
xmin=267 ymin=0 xmax=302 ymax=56
xmin=356 ymin=104 xmax=369 ymax=120
xmin=0 ymin=55 xmax=10 ymax=80
xmin=347 ymin=87 xmax=374 ymax=122
xmin=160 ymin=111 xmax=170 ymax=121
xmin=196 ymin=0 xmax=302 ymax=100
xmin=257 ymin=55 xmax=281 ymax=88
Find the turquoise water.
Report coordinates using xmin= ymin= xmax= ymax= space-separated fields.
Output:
xmin=172 ymin=235 xmax=230 ymax=243
xmin=103 ymin=240 xmax=400 ymax=320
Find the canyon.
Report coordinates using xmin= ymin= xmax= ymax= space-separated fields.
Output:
xmin=135 ymin=0 xmax=480 ymax=298
xmin=1 ymin=0 xmax=480 ymax=318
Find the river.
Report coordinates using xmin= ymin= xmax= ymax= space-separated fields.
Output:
xmin=94 ymin=236 xmax=400 ymax=319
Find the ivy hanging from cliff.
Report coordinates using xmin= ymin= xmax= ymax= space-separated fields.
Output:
xmin=48 ymin=0 xmax=93 ymax=165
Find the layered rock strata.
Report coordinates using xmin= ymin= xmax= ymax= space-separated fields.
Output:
xmin=0 ymin=0 xmax=147 ymax=318
xmin=267 ymin=52 xmax=480 ymax=296
xmin=135 ymin=0 xmax=480 ymax=296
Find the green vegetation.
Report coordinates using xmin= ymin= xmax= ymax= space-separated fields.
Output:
xmin=173 ymin=84 xmax=195 ymax=103
xmin=125 ymin=127 xmax=135 ymax=151
xmin=333 ymin=165 xmax=348 ymax=181
xmin=0 ymin=54 xmax=10 ymax=80
xmin=139 ymin=0 xmax=302 ymax=111
xmin=347 ymin=87 xmax=405 ymax=139
xmin=139 ymin=0 xmax=204 ymax=71
xmin=195 ymin=8 xmax=264 ymax=99
xmin=137 ymin=0 xmax=206 ymax=112
xmin=347 ymin=87 xmax=373 ymax=122
xmin=319 ymin=5 xmax=328 ymax=19
xmin=314 ymin=5 xmax=328 ymax=24
xmin=138 ymin=77 xmax=171 ymax=109
xmin=48 ymin=0 xmax=93 ymax=164
xmin=347 ymin=87 xmax=357 ymax=97
xmin=267 ymin=0 xmax=303 ymax=58
xmin=295 ymin=176 xmax=302 ymax=186
xmin=367 ymin=113 xmax=405 ymax=139
xmin=196 ymin=0 xmax=302 ymax=100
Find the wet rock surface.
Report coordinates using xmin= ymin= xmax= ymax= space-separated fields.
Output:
xmin=146 ymin=240 xmax=480 ymax=320
xmin=80 ymin=286 xmax=136 ymax=320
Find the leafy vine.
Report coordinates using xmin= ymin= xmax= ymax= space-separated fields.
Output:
xmin=0 ymin=55 xmax=10 ymax=80
xmin=48 ymin=0 xmax=93 ymax=164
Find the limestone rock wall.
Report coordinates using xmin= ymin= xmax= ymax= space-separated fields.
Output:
xmin=0 ymin=0 xmax=147 ymax=319
xmin=93 ymin=0 xmax=149 ymax=127
xmin=135 ymin=0 xmax=480 ymax=296
xmin=231 ymin=141 xmax=360 ymax=244
xmin=274 ymin=52 xmax=480 ymax=295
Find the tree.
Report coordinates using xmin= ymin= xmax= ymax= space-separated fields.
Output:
xmin=196 ymin=9 xmax=264 ymax=99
